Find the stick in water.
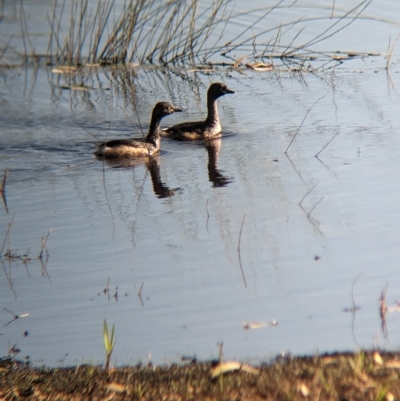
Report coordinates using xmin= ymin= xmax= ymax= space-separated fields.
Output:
xmin=237 ymin=214 xmax=247 ymax=288
xmin=285 ymin=93 xmax=327 ymax=155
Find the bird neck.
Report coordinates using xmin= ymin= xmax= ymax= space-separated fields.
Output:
xmin=205 ymin=95 xmax=220 ymax=127
xmin=146 ymin=115 xmax=162 ymax=149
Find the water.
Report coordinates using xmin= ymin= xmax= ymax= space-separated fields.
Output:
xmin=1 ymin=0 xmax=400 ymax=366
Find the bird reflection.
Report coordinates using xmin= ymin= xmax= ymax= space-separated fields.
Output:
xmin=147 ymin=158 xmax=180 ymax=198
xmin=99 ymin=156 xmax=179 ymax=199
xmin=204 ymin=138 xmax=232 ymax=187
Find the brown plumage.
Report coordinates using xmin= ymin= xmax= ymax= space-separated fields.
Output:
xmin=94 ymin=102 xmax=182 ymax=158
xmin=163 ymin=83 xmax=234 ymax=140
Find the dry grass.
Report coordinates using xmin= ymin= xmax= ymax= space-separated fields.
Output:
xmin=1 ymin=0 xmax=399 ymax=71
xmin=39 ymin=0 xmax=400 ymax=69
xmin=0 ymin=0 xmax=396 ymax=70
xmin=46 ymin=0 xmax=232 ymax=66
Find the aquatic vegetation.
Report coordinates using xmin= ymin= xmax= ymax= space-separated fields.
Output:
xmin=41 ymin=0 xmax=399 ymax=69
xmin=103 ymin=319 xmax=116 ymax=372
xmin=46 ymin=0 xmax=232 ymax=66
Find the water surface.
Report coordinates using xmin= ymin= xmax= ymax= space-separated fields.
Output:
xmin=1 ymin=0 xmax=400 ymax=366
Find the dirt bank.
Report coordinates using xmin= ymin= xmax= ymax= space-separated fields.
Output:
xmin=1 ymin=351 xmax=400 ymax=400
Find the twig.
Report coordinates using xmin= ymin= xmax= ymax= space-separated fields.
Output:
xmin=307 ymin=197 xmax=324 ymax=218
xmin=3 ymin=308 xmax=30 ymax=327
xmin=138 ymin=282 xmax=144 ymax=297
xmin=237 ymin=214 xmax=247 ymax=288
xmin=72 ymin=118 xmax=101 ymax=142
xmin=117 ymin=104 xmax=143 ymax=139
xmin=38 ymin=254 xmax=51 ymax=280
xmin=380 ymin=283 xmax=389 ymax=339
xmin=38 ymin=227 xmax=52 ymax=259
xmin=386 ymin=33 xmax=400 ymax=70
xmin=350 ymin=274 xmax=363 ymax=347
xmin=284 ymin=0 xmax=372 ymax=57
xmin=285 ymin=151 xmax=305 ymax=183
xmin=1 ymin=212 xmax=15 ymax=256
xmin=138 ymin=282 xmax=144 ymax=307
xmin=315 ymin=131 xmax=339 ymax=160
xmin=305 ymin=197 xmax=324 ymax=234
xmin=0 ymin=169 xmax=7 ymax=193
xmin=0 ymin=170 xmax=8 ymax=214
xmin=0 ymin=35 xmax=13 ymax=61
xmin=130 ymin=103 xmax=146 ymax=142
xmin=22 ymin=247 xmax=31 ymax=264
xmin=19 ymin=0 xmax=33 ymax=62
xmin=1 ymin=259 xmax=17 ymax=300
xmin=285 ymin=93 xmax=327 ymax=155
xmin=299 ymin=182 xmax=319 ymax=208
xmin=8 ymin=343 xmax=21 ymax=357
xmin=299 ymin=185 xmax=324 ymax=235
xmin=331 ymin=0 xmax=336 ymax=18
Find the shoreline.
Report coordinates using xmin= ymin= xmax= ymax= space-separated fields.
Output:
xmin=1 ymin=350 xmax=399 ymax=400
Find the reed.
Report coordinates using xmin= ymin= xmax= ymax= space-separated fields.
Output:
xmin=385 ymin=33 xmax=400 ymax=70
xmin=43 ymin=0 xmax=393 ymax=68
xmin=0 ymin=213 xmax=15 ymax=257
xmin=137 ymin=282 xmax=144 ymax=306
xmin=380 ymin=284 xmax=388 ymax=339
xmin=285 ymin=93 xmax=327 ymax=155
xmin=0 ymin=170 xmax=7 ymax=194
xmin=299 ymin=183 xmax=323 ymax=235
xmin=38 ymin=227 xmax=52 ymax=260
xmin=0 ymin=36 xmax=13 ymax=62
xmin=0 ymin=170 xmax=8 ymax=214
xmin=315 ymin=131 xmax=339 ymax=162
xmin=237 ymin=214 xmax=247 ymax=288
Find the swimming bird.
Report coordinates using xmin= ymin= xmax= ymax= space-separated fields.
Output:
xmin=94 ymin=102 xmax=182 ymax=158
xmin=163 ymin=83 xmax=234 ymax=140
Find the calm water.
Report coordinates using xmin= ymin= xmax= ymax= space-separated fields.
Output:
xmin=1 ymin=0 xmax=400 ymax=366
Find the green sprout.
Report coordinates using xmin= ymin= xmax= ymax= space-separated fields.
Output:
xmin=103 ymin=319 xmax=116 ymax=371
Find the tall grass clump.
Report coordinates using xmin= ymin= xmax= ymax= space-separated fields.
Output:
xmin=47 ymin=0 xmax=232 ymax=66
xmin=44 ymin=0 xmax=399 ymax=68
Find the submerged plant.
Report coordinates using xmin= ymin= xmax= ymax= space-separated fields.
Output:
xmin=103 ymin=319 xmax=116 ymax=371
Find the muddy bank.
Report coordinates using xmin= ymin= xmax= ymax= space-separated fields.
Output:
xmin=1 ymin=351 xmax=400 ymax=400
